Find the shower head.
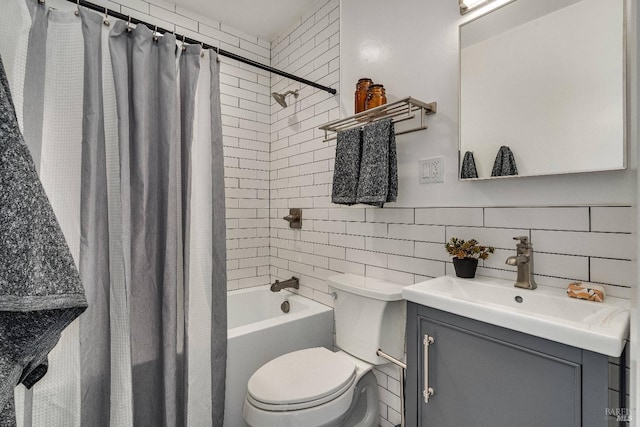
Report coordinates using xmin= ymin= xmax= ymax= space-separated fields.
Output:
xmin=272 ymin=90 xmax=299 ymax=108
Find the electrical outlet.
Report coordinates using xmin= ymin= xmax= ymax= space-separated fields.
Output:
xmin=419 ymin=157 xmax=445 ymax=184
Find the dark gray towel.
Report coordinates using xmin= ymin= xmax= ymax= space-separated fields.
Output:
xmin=491 ymin=145 xmax=518 ymax=176
xmin=460 ymin=151 xmax=478 ymax=179
xmin=0 ymin=55 xmax=87 ymax=424
xmin=355 ymin=118 xmax=397 ymax=207
xmin=387 ymin=122 xmax=398 ymax=203
xmin=331 ymin=127 xmax=362 ymax=205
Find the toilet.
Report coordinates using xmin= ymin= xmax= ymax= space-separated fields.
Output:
xmin=242 ymin=273 xmax=406 ymax=427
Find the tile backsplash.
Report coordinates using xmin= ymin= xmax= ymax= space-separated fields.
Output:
xmin=271 ymin=206 xmax=635 ymax=302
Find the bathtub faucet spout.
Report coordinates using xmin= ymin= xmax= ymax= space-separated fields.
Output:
xmin=270 ymin=276 xmax=300 ymax=292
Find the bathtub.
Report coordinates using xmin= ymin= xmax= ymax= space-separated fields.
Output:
xmin=224 ymin=287 xmax=333 ymax=427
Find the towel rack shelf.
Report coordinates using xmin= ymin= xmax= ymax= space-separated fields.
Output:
xmin=318 ymin=97 xmax=437 ymax=142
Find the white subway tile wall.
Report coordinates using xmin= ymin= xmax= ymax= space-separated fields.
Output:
xmin=273 ymin=203 xmax=634 ymax=425
xmin=86 ymin=2 xmax=634 ymax=425
xmin=272 ymin=205 xmax=634 ymax=298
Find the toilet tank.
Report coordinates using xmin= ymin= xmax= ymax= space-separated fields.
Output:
xmin=328 ymin=273 xmax=406 ymax=365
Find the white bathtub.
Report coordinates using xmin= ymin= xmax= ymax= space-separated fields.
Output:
xmin=224 ymin=287 xmax=333 ymax=427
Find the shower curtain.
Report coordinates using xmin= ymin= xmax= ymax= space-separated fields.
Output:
xmin=0 ymin=1 xmax=227 ymax=426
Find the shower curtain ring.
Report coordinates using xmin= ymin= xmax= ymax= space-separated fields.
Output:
xmin=127 ymin=15 xmax=132 ymax=32
xmin=181 ymin=35 xmax=186 ymax=51
xmin=103 ymin=7 xmax=110 ymax=26
xmin=200 ymin=42 xmax=205 ymax=58
xmin=153 ymin=26 xmax=158 ymax=42
xmin=74 ymin=0 xmax=80 ymax=16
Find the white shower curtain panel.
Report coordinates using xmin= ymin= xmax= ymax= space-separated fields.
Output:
xmin=32 ymin=10 xmax=84 ymax=426
xmin=0 ymin=0 xmax=30 ymax=131
xmin=187 ymin=48 xmax=214 ymax=426
xmin=0 ymin=1 xmax=227 ymax=426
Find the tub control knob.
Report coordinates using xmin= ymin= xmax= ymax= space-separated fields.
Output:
xmin=283 ymin=208 xmax=302 ymax=229
xmin=280 ymin=300 xmax=290 ymax=313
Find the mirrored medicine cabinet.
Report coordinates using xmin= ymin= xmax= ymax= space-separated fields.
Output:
xmin=459 ymin=0 xmax=627 ymax=180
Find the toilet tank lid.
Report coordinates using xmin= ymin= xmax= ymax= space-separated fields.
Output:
xmin=327 ymin=273 xmax=405 ymax=301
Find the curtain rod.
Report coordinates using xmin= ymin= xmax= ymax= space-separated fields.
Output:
xmin=44 ymin=0 xmax=338 ymax=95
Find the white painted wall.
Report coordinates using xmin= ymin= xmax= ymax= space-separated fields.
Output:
xmin=340 ymin=0 xmax=637 ymax=207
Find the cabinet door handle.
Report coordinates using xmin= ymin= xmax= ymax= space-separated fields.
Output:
xmin=423 ymin=334 xmax=435 ymax=403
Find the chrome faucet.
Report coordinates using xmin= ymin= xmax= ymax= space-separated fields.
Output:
xmin=270 ymin=276 xmax=300 ymax=292
xmin=505 ymin=236 xmax=537 ymax=290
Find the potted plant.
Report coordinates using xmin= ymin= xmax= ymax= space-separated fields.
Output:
xmin=445 ymin=237 xmax=495 ymax=278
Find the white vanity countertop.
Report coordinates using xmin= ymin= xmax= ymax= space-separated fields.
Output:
xmin=402 ymin=275 xmax=630 ymax=357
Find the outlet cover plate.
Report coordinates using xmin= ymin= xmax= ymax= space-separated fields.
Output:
xmin=419 ymin=156 xmax=445 ymax=184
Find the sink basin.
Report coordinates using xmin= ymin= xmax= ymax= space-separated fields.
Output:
xmin=402 ymin=275 xmax=630 ymax=357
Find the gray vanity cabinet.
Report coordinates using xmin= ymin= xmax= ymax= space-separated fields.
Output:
xmin=406 ymin=302 xmax=617 ymax=427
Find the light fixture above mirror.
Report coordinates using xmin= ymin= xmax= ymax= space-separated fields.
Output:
xmin=459 ymin=0 xmax=495 ymax=15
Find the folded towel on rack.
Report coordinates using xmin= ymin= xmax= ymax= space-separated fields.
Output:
xmin=460 ymin=151 xmax=478 ymax=179
xmin=491 ymin=145 xmax=518 ymax=177
xmin=356 ymin=118 xmax=397 ymax=207
xmin=0 ymin=55 xmax=87 ymax=424
xmin=331 ymin=127 xmax=363 ymax=205
xmin=388 ymin=123 xmax=398 ymax=203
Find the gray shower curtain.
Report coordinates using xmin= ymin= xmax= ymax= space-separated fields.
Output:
xmin=208 ymin=44 xmax=228 ymax=427
xmin=110 ymin=22 xmax=181 ymax=427
xmin=0 ymin=2 xmax=227 ymax=425
xmin=79 ymin=9 xmax=111 ymax=426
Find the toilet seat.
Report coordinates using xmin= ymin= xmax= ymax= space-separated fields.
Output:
xmin=246 ymin=347 xmax=357 ymax=411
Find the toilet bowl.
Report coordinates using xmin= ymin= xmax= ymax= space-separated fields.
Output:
xmin=242 ymin=348 xmax=379 ymax=427
xmin=242 ymin=273 xmax=406 ymax=427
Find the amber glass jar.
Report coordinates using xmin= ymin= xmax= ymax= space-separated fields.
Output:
xmin=355 ymin=78 xmax=373 ymax=114
xmin=365 ymin=84 xmax=386 ymax=110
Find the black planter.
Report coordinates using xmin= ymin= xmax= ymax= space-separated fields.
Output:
xmin=452 ymin=257 xmax=478 ymax=278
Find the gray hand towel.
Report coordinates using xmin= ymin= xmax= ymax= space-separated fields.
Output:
xmin=387 ymin=122 xmax=398 ymax=203
xmin=491 ymin=145 xmax=518 ymax=176
xmin=460 ymin=151 xmax=478 ymax=179
xmin=356 ymin=118 xmax=397 ymax=207
xmin=331 ymin=127 xmax=362 ymax=205
xmin=0 ymin=55 xmax=87 ymax=424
